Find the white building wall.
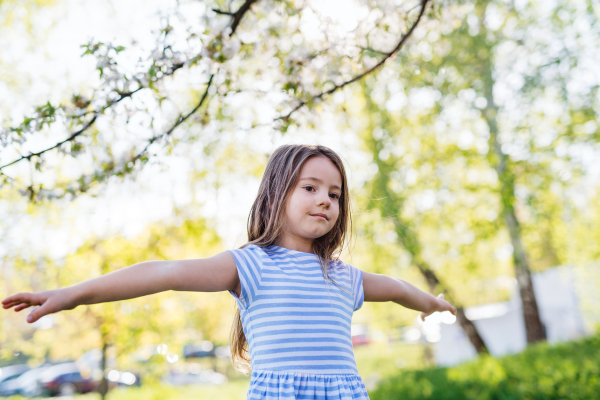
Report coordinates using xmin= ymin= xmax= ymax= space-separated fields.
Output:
xmin=433 ymin=265 xmax=597 ymax=367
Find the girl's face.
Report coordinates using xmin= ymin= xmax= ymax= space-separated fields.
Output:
xmin=283 ymin=156 xmax=342 ymax=244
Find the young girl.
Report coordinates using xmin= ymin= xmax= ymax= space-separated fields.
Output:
xmin=3 ymin=144 xmax=455 ymax=400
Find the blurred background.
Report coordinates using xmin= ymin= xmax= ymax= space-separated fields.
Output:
xmin=1 ymin=0 xmax=599 ymax=398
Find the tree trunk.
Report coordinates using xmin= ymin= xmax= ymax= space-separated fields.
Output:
xmin=455 ymin=306 xmax=487 ymax=353
xmin=97 ymin=258 xmax=112 ymax=400
xmin=482 ymin=63 xmax=547 ymax=344
xmin=98 ymin=339 xmax=109 ymax=400
xmin=504 ymin=206 xmax=547 ymax=343
xmin=414 ymin=259 xmax=489 ymax=354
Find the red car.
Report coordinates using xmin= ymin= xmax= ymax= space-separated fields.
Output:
xmin=351 ymin=324 xmax=371 ymax=347
xmin=37 ymin=363 xmax=98 ymax=396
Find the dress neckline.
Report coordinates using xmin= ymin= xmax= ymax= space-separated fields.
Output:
xmin=268 ymin=245 xmax=319 ymax=258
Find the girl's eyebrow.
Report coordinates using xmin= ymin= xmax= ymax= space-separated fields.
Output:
xmin=299 ymin=176 xmax=341 ymax=191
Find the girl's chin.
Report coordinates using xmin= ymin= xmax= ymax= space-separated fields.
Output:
xmin=288 ymin=223 xmax=333 ymax=239
xmin=303 ymin=228 xmax=331 ymax=239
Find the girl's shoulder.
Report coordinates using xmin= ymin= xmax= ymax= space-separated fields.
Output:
xmin=236 ymin=243 xmax=259 ymax=251
xmin=329 ymin=257 xmax=347 ymax=269
xmin=234 ymin=243 xmax=276 ymax=254
xmin=236 ymin=243 xmax=278 ymax=256
xmin=329 ymin=258 xmax=361 ymax=274
xmin=231 ymin=244 xmax=292 ymax=262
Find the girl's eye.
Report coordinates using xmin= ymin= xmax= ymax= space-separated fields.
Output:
xmin=329 ymin=193 xmax=340 ymax=199
xmin=304 ymin=186 xmax=315 ymax=192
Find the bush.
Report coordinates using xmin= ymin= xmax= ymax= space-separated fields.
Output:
xmin=370 ymin=334 xmax=600 ymax=400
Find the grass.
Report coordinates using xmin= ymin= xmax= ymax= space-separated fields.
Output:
xmin=370 ymin=334 xmax=600 ymax=400
xmin=107 ymin=377 xmax=252 ymax=400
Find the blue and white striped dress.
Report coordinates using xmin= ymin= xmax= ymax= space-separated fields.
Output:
xmin=228 ymin=244 xmax=369 ymax=400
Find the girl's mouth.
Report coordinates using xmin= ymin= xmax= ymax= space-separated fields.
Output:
xmin=310 ymin=213 xmax=328 ymax=221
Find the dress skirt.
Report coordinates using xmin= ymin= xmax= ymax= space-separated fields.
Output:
xmin=246 ymin=370 xmax=370 ymax=400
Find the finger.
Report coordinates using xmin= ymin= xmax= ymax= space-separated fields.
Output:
xmin=1 ymin=295 xmax=16 ymax=305
xmin=2 ymin=301 xmax=15 ymax=309
xmin=27 ymin=309 xmax=41 ymax=323
xmin=5 ymin=293 xmax=39 ymax=308
xmin=420 ymin=312 xmax=425 ymax=321
xmin=2 ymin=297 xmax=23 ymax=307
xmin=421 ymin=311 xmax=433 ymax=321
xmin=2 ymin=293 xmax=30 ymax=305
xmin=14 ymin=303 xmax=32 ymax=312
xmin=3 ymin=299 xmax=26 ymax=309
xmin=443 ymin=301 xmax=455 ymax=314
xmin=443 ymin=303 xmax=456 ymax=315
xmin=27 ymin=304 xmax=51 ymax=323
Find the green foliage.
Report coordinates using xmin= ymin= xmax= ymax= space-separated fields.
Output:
xmin=8 ymin=101 xmax=61 ymax=137
xmin=370 ymin=334 xmax=600 ymax=400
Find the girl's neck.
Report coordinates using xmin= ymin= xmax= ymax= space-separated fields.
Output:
xmin=276 ymin=234 xmax=314 ymax=254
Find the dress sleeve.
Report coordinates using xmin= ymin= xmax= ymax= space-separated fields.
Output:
xmin=227 ymin=245 xmax=263 ymax=311
xmin=347 ymin=264 xmax=365 ymax=311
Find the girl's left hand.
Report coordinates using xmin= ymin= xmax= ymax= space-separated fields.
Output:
xmin=2 ymin=288 xmax=78 ymax=323
xmin=420 ymin=294 xmax=456 ymax=321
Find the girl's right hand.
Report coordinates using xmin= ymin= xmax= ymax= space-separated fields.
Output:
xmin=1 ymin=288 xmax=78 ymax=323
xmin=419 ymin=294 xmax=456 ymax=321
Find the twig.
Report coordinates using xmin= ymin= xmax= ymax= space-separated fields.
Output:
xmin=0 ymin=170 xmax=15 ymax=182
xmin=129 ymin=74 xmax=214 ymax=164
xmin=65 ymin=87 xmax=143 ymax=120
xmin=357 ymin=46 xmax=389 ymax=57
xmin=0 ymin=115 xmax=98 ymax=171
xmin=212 ymin=9 xmax=234 ymax=16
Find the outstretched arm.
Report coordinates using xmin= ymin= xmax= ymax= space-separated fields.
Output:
xmin=2 ymin=251 xmax=240 ymax=323
xmin=363 ymin=271 xmax=455 ymax=320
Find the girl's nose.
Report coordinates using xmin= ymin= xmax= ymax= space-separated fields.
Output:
xmin=318 ymin=194 xmax=331 ymax=208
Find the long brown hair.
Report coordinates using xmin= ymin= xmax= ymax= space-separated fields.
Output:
xmin=229 ymin=144 xmax=353 ymax=373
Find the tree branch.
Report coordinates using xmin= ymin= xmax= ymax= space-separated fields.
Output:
xmin=272 ymin=0 xmax=430 ymax=124
xmin=0 ymin=115 xmax=98 ymax=171
xmin=130 ymin=75 xmax=214 ymax=164
xmin=66 ymin=87 xmax=143 ymax=119
xmin=229 ymin=0 xmax=259 ymax=36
